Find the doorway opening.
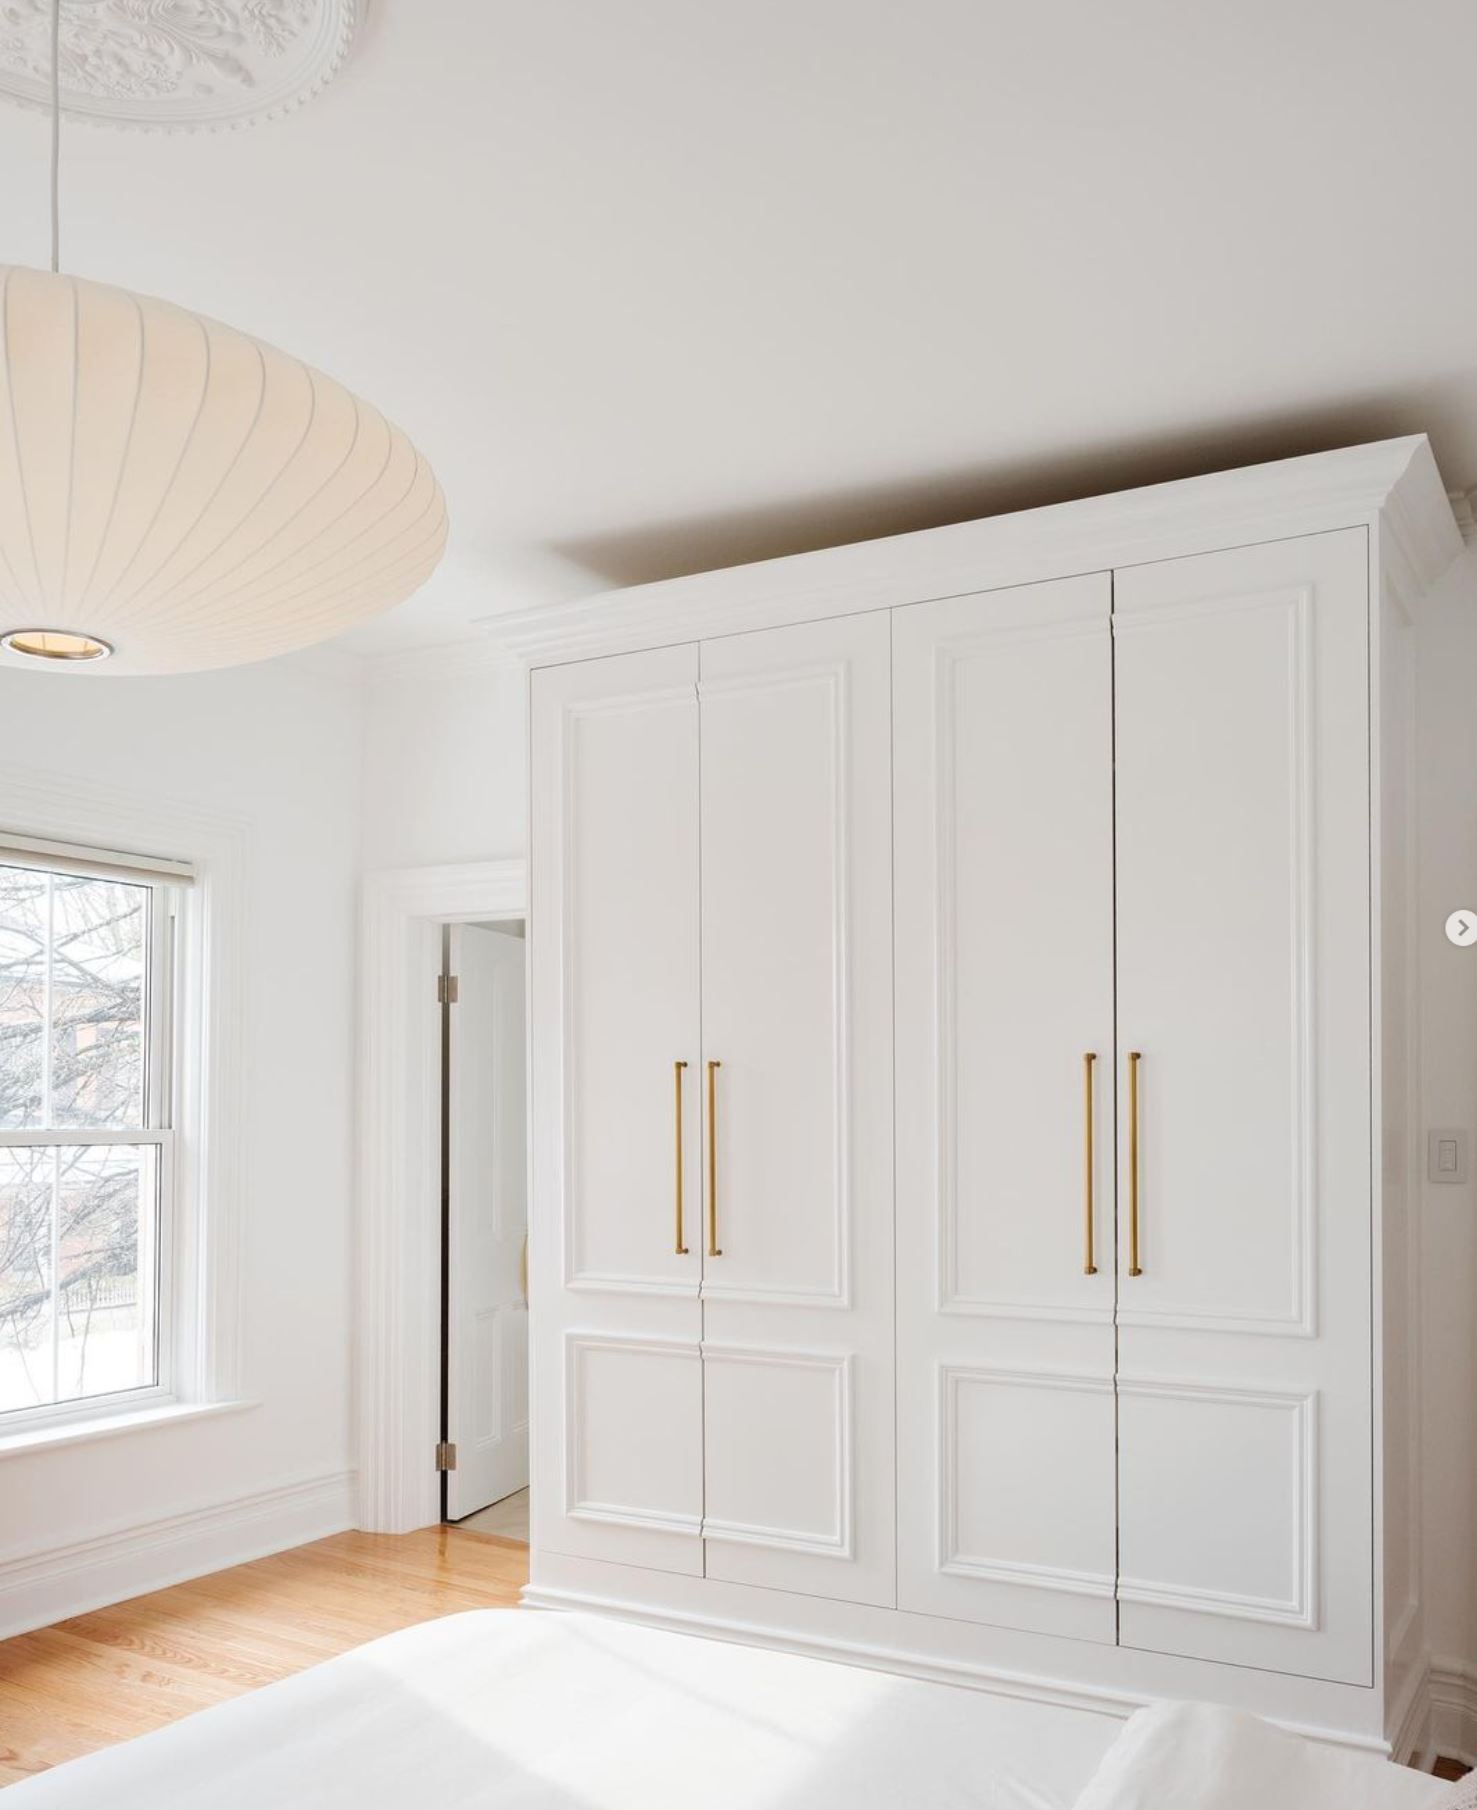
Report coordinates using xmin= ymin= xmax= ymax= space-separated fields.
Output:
xmin=438 ymin=918 xmax=529 ymax=1541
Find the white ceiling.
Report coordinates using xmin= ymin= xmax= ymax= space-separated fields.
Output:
xmin=3 ymin=0 xmax=1476 ymax=655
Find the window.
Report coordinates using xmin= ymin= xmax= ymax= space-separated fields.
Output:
xmin=0 ymin=838 xmax=189 ymax=1424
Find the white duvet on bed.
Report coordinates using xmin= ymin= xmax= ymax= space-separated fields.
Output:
xmin=1070 ymin=1700 xmax=1448 ymax=1810
xmin=4 ymin=1609 xmax=1120 ymax=1809
xmin=7 ymin=1608 xmax=1451 ymax=1809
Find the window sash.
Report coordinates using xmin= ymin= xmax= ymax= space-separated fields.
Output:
xmin=0 ymin=832 xmax=193 ymax=888
xmin=0 ymin=872 xmax=177 ymax=1142
xmin=1 ymin=859 xmax=181 ymax=1427
xmin=0 ymin=1128 xmax=171 ymax=1148
xmin=0 ymin=1135 xmax=175 ymax=1420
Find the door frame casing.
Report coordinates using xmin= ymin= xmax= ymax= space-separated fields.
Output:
xmin=357 ymin=859 xmax=527 ymax=1532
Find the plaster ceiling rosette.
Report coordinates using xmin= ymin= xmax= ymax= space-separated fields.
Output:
xmin=0 ymin=0 xmax=360 ymax=132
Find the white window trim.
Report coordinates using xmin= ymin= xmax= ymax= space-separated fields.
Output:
xmin=0 ymin=1395 xmax=250 ymax=1458
xmin=0 ymin=764 xmax=249 ymax=1451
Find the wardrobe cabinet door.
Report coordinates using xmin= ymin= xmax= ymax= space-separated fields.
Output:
xmin=529 ymin=646 xmax=704 ymax=1576
xmin=698 ymin=612 xmax=895 ymax=1606
xmin=1114 ymin=529 xmax=1371 ymax=1684
xmin=893 ymin=575 xmax=1117 ymax=1642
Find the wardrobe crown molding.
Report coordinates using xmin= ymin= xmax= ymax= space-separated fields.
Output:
xmin=482 ymin=436 xmax=1461 ymax=670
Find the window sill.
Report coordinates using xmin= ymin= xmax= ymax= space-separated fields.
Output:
xmin=0 ymin=1398 xmax=255 ymax=1458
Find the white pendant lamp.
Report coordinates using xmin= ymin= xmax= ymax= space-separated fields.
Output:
xmin=0 ymin=5 xmax=446 ymax=677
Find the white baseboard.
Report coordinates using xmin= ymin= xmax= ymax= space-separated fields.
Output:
xmin=1389 ymin=1657 xmax=1431 ymax=1768
xmin=0 ymin=1469 xmax=356 ymax=1639
xmin=1425 ymin=1657 xmax=1477 ymax=1770
xmin=1389 ymin=1656 xmax=1477 ymax=1773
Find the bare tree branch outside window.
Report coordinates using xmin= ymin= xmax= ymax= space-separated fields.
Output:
xmin=0 ymin=862 xmax=164 ymax=1414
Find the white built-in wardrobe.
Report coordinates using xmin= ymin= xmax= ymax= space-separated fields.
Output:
xmin=522 ymin=437 xmax=1464 ymax=1750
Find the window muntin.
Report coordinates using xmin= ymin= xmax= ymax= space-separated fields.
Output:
xmin=0 ymin=860 xmax=175 ymax=1420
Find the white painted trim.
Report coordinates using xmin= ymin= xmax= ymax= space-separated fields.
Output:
xmin=0 ymin=763 xmax=249 ymax=1409
xmin=1389 ymin=1655 xmax=1432 ymax=1768
xmin=1390 ymin=1656 xmax=1477 ymax=1771
xmin=481 ymin=438 xmax=1460 ymax=669
xmin=356 ymin=859 xmax=528 ymax=1532
xmin=520 ymin=1581 xmax=1393 ymax=1756
xmin=1447 ymin=490 xmax=1477 ymax=546
xmin=0 ymin=1468 xmax=354 ymax=1640
xmin=0 ymin=1396 xmax=252 ymax=1458
xmin=1425 ymin=1657 xmax=1477 ymax=1770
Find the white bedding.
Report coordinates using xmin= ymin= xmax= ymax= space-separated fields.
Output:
xmin=4 ymin=1609 xmax=1119 ymax=1809
xmin=6 ymin=1609 xmax=1450 ymax=1810
xmin=1071 ymin=1700 xmax=1448 ymax=1810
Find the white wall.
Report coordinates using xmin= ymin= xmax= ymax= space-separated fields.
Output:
xmin=0 ymin=654 xmax=364 ymax=1632
xmin=1418 ymin=546 xmax=1477 ymax=1679
xmin=362 ymin=650 xmax=527 ymax=872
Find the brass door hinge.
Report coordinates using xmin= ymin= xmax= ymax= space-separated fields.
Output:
xmin=437 ymin=974 xmax=459 ymax=1006
xmin=435 ymin=1441 xmax=457 ymax=1472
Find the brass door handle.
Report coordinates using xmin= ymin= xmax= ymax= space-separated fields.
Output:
xmin=1128 ymin=1051 xmax=1143 ymax=1276
xmin=674 ymin=1061 xmax=690 ymax=1255
xmin=1083 ymin=1053 xmax=1097 ymax=1275
xmin=706 ymin=1059 xmax=723 ymax=1257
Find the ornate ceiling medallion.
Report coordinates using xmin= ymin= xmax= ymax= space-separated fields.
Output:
xmin=0 ymin=0 xmax=359 ymax=132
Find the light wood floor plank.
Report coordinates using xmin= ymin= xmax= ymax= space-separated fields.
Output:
xmin=0 ymin=1527 xmax=528 ymax=1791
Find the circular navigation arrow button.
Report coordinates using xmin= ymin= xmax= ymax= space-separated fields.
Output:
xmin=1445 ymin=910 xmax=1477 ymax=948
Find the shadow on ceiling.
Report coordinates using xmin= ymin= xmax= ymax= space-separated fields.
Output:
xmin=548 ymin=385 xmax=1474 ymax=594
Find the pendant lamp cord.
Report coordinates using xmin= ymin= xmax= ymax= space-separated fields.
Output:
xmin=49 ymin=0 xmax=60 ymax=272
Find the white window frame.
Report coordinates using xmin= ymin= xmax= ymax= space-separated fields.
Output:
xmin=0 ymin=842 xmax=190 ymax=1435
xmin=0 ymin=775 xmax=247 ymax=1458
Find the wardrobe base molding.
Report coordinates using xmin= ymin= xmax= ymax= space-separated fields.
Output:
xmin=522 ymin=1552 xmax=1389 ymax=1753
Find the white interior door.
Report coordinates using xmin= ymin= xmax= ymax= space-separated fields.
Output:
xmin=446 ymin=923 xmax=528 ymax=1520
xmin=1114 ymin=529 xmax=1372 ymax=1684
xmin=698 ymin=611 xmax=895 ymax=1607
xmin=528 ymin=645 xmax=705 ymax=1575
xmin=893 ymin=574 xmax=1118 ymax=1642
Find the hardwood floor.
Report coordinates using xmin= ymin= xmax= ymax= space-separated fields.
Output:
xmin=0 ymin=1526 xmax=528 ymax=1791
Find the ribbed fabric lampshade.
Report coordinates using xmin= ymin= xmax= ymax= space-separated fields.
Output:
xmin=0 ymin=265 xmax=447 ymax=675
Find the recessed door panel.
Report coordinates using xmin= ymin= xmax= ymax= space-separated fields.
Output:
xmin=563 ymin=680 xmax=704 ymax=1295
xmin=699 ymin=612 xmax=894 ymax=1606
xmin=1116 ymin=594 xmax=1311 ymax=1334
xmin=941 ymin=1368 xmax=1116 ymax=1615
xmin=697 ymin=663 xmax=848 ymax=1307
xmin=1118 ymin=1380 xmax=1314 ymax=1627
xmin=1114 ymin=529 xmax=1371 ymax=1683
xmin=702 ymin=1346 xmax=850 ymax=1556
xmin=894 ymin=574 xmax=1116 ymax=1643
xmin=565 ymin=1334 xmax=704 ymax=1537
xmin=529 ymin=646 xmax=704 ymax=1576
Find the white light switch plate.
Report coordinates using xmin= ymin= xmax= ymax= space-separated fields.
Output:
xmin=1427 ymin=1128 xmax=1470 ymax=1184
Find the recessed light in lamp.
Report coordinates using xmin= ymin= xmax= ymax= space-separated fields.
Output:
xmin=1 ymin=628 xmax=113 ymax=662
